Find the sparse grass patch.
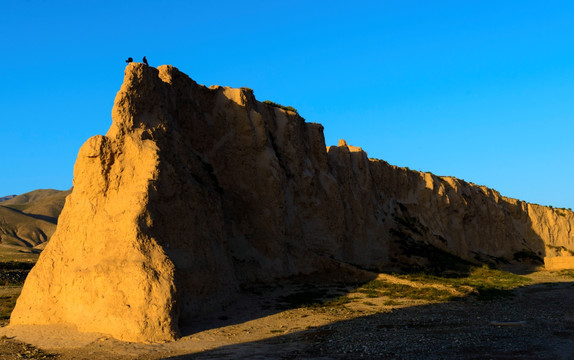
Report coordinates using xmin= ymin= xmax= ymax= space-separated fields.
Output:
xmin=383 ymin=299 xmax=401 ymax=306
xmin=277 ymin=289 xmax=325 ymax=309
xmin=0 ymin=292 xmax=20 ymax=322
xmin=263 ymin=100 xmax=298 ymax=113
xmin=357 ymin=286 xmax=382 ymax=298
xmin=0 ymin=262 xmax=35 ymax=270
xmin=358 ymin=280 xmax=455 ymax=302
xmin=0 ymin=261 xmax=34 ymax=286
xmin=458 ymin=265 xmax=530 ymax=288
xmin=396 ymin=265 xmax=531 ymax=301
xmin=0 ymin=262 xmax=31 ymax=326
xmin=277 ymin=288 xmax=354 ymax=310
xmin=275 ymin=265 xmax=530 ymax=314
xmin=321 ymin=295 xmax=352 ymax=307
xmin=557 ymin=269 xmax=574 ymax=279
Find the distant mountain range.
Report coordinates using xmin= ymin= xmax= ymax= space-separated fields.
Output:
xmin=0 ymin=195 xmax=16 ymax=203
xmin=0 ymin=189 xmax=71 ymax=253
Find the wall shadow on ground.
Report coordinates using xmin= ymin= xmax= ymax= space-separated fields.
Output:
xmin=178 ymin=237 xmax=545 ymax=338
xmin=177 ymin=267 xmax=378 ymax=335
xmin=167 ymin=279 xmax=574 ymax=360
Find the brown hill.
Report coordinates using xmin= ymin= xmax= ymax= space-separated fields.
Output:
xmin=1 ymin=189 xmax=71 ymax=222
xmin=0 ymin=189 xmax=71 ymax=259
xmin=10 ymin=63 xmax=574 ymax=342
xmin=19 ymin=190 xmax=70 ymax=222
xmin=2 ymin=189 xmax=64 ymax=206
xmin=0 ymin=195 xmax=16 ymax=203
xmin=0 ymin=206 xmax=55 ymax=248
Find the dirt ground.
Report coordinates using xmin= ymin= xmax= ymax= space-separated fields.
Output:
xmin=2 ymin=269 xmax=574 ymax=359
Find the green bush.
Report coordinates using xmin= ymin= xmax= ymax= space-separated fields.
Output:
xmin=263 ymin=100 xmax=298 ymax=113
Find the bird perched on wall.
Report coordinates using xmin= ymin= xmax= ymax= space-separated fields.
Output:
xmin=125 ymin=57 xmax=133 ymax=63
xmin=143 ymin=56 xmax=148 ymax=66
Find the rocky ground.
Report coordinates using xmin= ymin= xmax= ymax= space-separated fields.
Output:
xmin=2 ymin=269 xmax=574 ymax=359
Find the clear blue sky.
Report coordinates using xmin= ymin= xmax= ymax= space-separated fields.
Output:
xmin=1 ymin=1 xmax=573 ymax=209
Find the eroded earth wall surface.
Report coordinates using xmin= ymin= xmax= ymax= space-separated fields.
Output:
xmin=10 ymin=63 xmax=574 ymax=342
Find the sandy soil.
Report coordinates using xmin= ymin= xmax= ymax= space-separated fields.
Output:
xmin=2 ymin=270 xmax=574 ymax=359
